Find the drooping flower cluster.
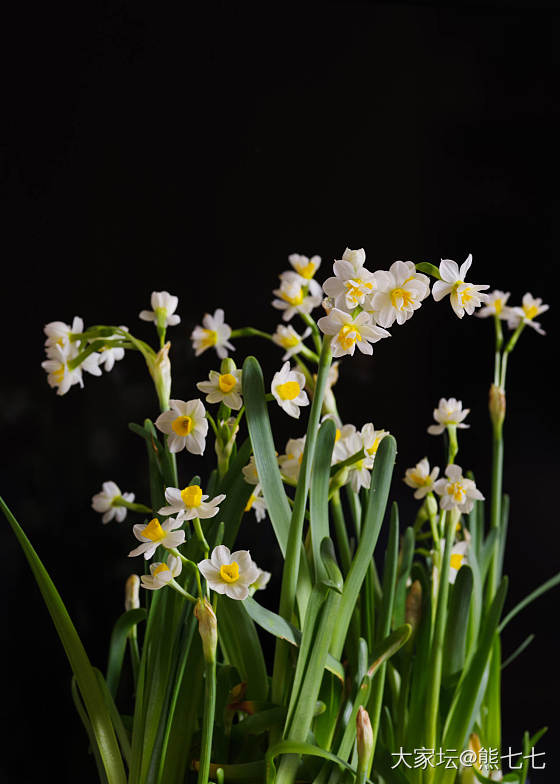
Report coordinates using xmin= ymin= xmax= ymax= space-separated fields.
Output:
xmin=42 ymin=316 xmax=105 ymax=395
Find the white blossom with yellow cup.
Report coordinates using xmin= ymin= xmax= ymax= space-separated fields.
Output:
xmin=139 ymin=291 xmax=181 ymax=327
xmin=288 ymin=253 xmax=321 ymax=280
xmin=271 ymin=271 xmax=322 ymax=321
xmin=433 ymin=464 xmax=484 ymax=514
xmin=367 ymin=261 xmax=430 ymax=328
xmin=128 ymin=517 xmax=186 ymax=560
xmin=506 ymin=292 xmax=549 ymax=335
xmin=191 ymin=308 xmax=235 ymax=359
xmin=196 ymin=369 xmax=243 ymax=410
xmin=155 ymin=398 xmax=208 ymax=454
xmin=159 ymin=484 xmax=226 ymax=524
xmin=476 ymin=289 xmax=511 ymax=319
xmin=92 ymin=481 xmax=135 ymax=524
xmin=431 ymin=254 xmax=489 ymax=318
xmin=272 ymin=324 xmax=312 ymax=361
xmin=318 ymin=308 xmax=390 ymax=358
xmin=141 ymin=554 xmax=182 ymax=590
xmin=403 ymin=458 xmax=440 ymax=499
xmin=271 ymin=362 xmax=309 ymax=418
xmin=427 ymin=397 xmax=470 ymax=436
xmin=198 ymin=545 xmax=260 ymax=601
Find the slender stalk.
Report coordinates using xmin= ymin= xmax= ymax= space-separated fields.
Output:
xmin=198 ymin=657 xmax=217 ymax=784
xmin=193 ymin=517 xmax=210 ymax=558
xmin=331 ymin=490 xmax=352 ymax=575
xmin=299 ymin=312 xmax=322 ymax=354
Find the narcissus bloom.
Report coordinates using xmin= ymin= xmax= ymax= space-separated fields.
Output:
xmin=44 ymin=316 xmax=84 ymax=348
xmin=139 ymin=291 xmax=181 ymax=327
xmin=191 ymin=309 xmax=235 ymax=359
xmin=242 ymin=455 xmax=260 ymax=487
xmin=368 ymin=261 xmax=430 ymax=327
xmin=272 ymin=271 xmax=322 ymax=321
xmin=42 ymin=342 xmax=101 ymax=395
xmin=506 ymin=292 xmax=549 ymax=335
xmin=271 ymin=362 xmax=309 ymax=418
xmin=439 ymin=539 xmax=469 ymax=584
xmin=288 ymin=253 xmax=321 ymax=280
xmin=272 ymin=324 xmax=312 ymax=360
xmin=159 ymin=485 xmax=226 ymax=523
xmin=404 ymin=458 xmax=440 ymax=499
xmin=434 ymin=464 xmax=484 ymax=514
xmin=428 ymin=398 xmax=470 ymax=435
xmin=361 ymin=423 xmax=389 ymax=458
xmin=278 ymin=436 xmax=306 ymax=481
xmin=339 ymin=428 xmax=374 ymax=492
xmin=251 ymin=568 xmax=271 ymax=591
xmin=98 ymin=344 xmax=125 ymax=372
xmin=244 ymin=487 xmax=267 ymax=522
xmin=92 ymin=481 xmax=135 ymax=524
xmin=476 ymin=290 xmax=511 ymax=319
xmin=198 ymin=545 xmax=260 ymax=600
xmin=318 ymin=309 xmax=390 ymax=358
xmin=155 ymin=398 xmax=208 ymax=454
xmin=141 ymin=555 xmax=182 ymax=590
xmin=322 ymin=251 xmax=376 ymax=311
xmin=128 ymin=517 xmax=186 ymax=559
xmin=432 ymin=254 xmax=489 ymax=318
xmin=196 ymin=369 xmax=243 ymax=410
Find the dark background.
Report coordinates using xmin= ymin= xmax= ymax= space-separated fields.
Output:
xmin=1 ymin=1 xmax=558 ymax=781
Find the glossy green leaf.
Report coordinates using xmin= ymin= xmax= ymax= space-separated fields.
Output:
xmin=415 ymin=261 xmax=442 ymax=279
xmin=442 ymin=565 xmax=473 ymax=679
xmin=106 ymin=608 xmax=147 ymax=699
xmin=499 ymin=571 xmax=560 ymax=632
xmin=266 ymin=741 xmax=374 ymax=784
xmin=218 ymin=596 xmax=269 ymax=701
xmin=310 ymin=419 xmax=336 ymax=580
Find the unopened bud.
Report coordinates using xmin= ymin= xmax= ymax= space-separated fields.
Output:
xmin=220 ymin=357 xmax=237 ymax=374
xmin=194 ymin=598 xmax=218 ymax=663
xmin=405 ymin=579 xmax=422 ymax=634
xmin=148 ymin=341 xmax=172 ymax=411
xmin=125 ymin=574 xmax=140 ymax=611
xmin=489 ymin=383 xmax=506 ymax=431
xmin=356 ymin=706 xmax=374 ymax=778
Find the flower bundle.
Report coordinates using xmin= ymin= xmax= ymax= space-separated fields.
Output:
xmin=2 ymin=249 xmax=556 ymax=784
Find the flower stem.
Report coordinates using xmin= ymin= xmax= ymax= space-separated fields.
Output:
xmin=197 ymin=656 xmax=217 ymax=784
xmin=193 ymin=517 xmax=210 ymax=559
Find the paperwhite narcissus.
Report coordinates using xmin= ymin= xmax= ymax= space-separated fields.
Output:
xmin=241 ymin=456 xmax=260 ymax=487
xmin=41 ymin=341 xmax=102 ymax=396
xmin=196 ymin=369 xmax=243 ymax=410
xmin=251 ymin=568 xmax=272 ymax=591
xmin=92 ymin=481 xmax=135 ymax=524
xmin=198 ymin=545 xmax=260 ymax=600
xmin=158 ymin=485 xmax=226 ymax=523
xmin=476 ymin=290 xmax=511 ymax=319
xmin=140 ymin=555 xmax=182 ymax=590
xmin=44 ymin=316 xmax=84 ymax=348
xmin=433 ymin=464 xmax=484 ymax=514
xmin=139 ymin=291 xmax=181 ymax=327
xmin=128 ymin=517 xmax=186 ymax=559
xmin=506 ymin=292 xmax=549 ymax=335
xmin=278 ymin=436 xmax=306 ymax=481
xmin=272 ymin=324 xmax=312 ymax=360
xmin=318 ymin=308 xmax=390 ymax=358
xmin=271 ymin=362 xmax=309 ymax=418
xmin=331 ymin=423 xmax=357 ymax=463
xmin=361 ymin=423 xmax=389 ymax=459
xmin=432 ymin=254 xmax=489 ymax=318
xmin=338 ymin=428 xmax=374 ymax=492
xmin=439 ymin=539 xmax=469 ymax=584
xmin=368 ymin=261 xmax=430 ymax=327
xmin=244 ymin=487 xmax=267 ymax=522
xmin=155 ymin=399 xmax=209 ymax=454
xmin=288 ymin=253 xmax=321 ymax=280
xmin=428 ymin=397 xmax=470 ymax=436
xmin=404 ymin=458 xmax=440 ymax=499
xmin=98 ymin=344 xmax=125 ymax=372
xmin=322 ymin=251 xmax=376 ymax=311
xmin=191 ymin=309 xmax=235 ymax=359
xmin=271 ymin=271 xmax=323 ymax=321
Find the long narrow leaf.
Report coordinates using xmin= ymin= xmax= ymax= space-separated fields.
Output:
xmin=106 ymin=608 xmax=147 ymax=699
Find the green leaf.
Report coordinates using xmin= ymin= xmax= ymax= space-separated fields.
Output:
xmin=244 ymin=597 xmax=344 ymax=682
xmin=330 ymin=436 xmax=397 ymax=659
xmin=415 ymin=261 xmax=441 ymax=279
xmin=501 ymin=634 xmax=535 ymax=670
xmin=310 ymin=419 xmax=336 ymax=580
xmin=480 ymin=529 xmax=499 ymax=582
xmin=393 ymin=526 xmax=415 ymax=627
xmin=443 ymin=565 xmax=473 ymax=679
xmin=1 ymin=497 xmax=127 ymax=784
xmin=106 ymin=608 xmax=147 ymax=699
xmin=499 ymin=571 xmax=560 ymax=632
xmin=218 ymin=596 xmax=269 ymax=701
xmin=265 ymin=741 xmax=374 ymax=784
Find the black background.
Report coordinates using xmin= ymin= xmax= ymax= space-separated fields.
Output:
xmin=1 ymin=2 xmax=559 ymax=781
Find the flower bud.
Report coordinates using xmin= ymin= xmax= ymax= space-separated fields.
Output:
xmin=356 ymin=706 xmax=374 ymax=778
xmin=124 ymin=574 xmax=140 ymax=611
xmin=194 ymin=598 xmax=218 ymax=663
xmin=405 ymin=579 xmax=422 ymax=635
xmin=148 ymin=341 xmax=172 ymax=411
xmin=489 ymin=383 xmax=506 ymax=431
xmin=425 ymin=493 xmax=438 ymax=518
xmin=220 ymin=356 xmax=237 ymax=374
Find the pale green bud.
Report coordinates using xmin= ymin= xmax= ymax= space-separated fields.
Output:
xmin=194 ymin=598 xmax=218 ymax=664
xmin=124 ymin=574 xmax=140 ymax=612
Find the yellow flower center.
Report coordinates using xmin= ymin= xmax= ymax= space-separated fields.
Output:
xmin=220 ymin=562 xmax=240 ymax=583
xmin=280 ymin=333 xmax=300 ymax=348
xmin=447 ymin=481 xmax=466 ymax=504
xmin=181 ymin=484 xmax=203 ymax=507
xmin=345 ymin=279 xmax=373 ymax=303
xmin=142 ymin=518 xmax=166 ymax=542
xmin=523 ymin=303 xmax=539 ymax=320
xmin=453 ymin=281 xmax=473 ymax=305
xmin=367 ymin=432 xmax=385 ymax=455
xmin=218 ymin=373 xmax=237 ymax=393
xmin=335 ymin=428 xmax=341 ymax=443
xmin=153 ymin=563 xmax=170 ymax=576
xmin=390 ymin=287 xmax=414 ymax=310
xmin=282 ymin=288 xmax=304 ymax=306
xmin=277 ymin=380 xmax=301 ymax=400
xmin=172 ymin=415 xmax=193 ymax=436
xmin=339 ymin=324 xmax=361 ymax=350
xmin=200 ymin=328 xmax=218 ymax=348
xmin=450 ymin=553 xmax=464 ymax=571
xmin=244 ymin=494 xmax=255 ymax=512
xmin=53 ymin=365 xmax=65 ymax=384
xmin=494 ymin=298 xmax=503 ymax=314
xmin=298 ymin=261 xmax=316 ymax=279
xmin=409 ymin=469 xmax=430 ymax=486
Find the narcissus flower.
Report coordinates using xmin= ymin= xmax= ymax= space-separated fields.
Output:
xmin=368 ymin=261 xmax=430 ymax=327
xmin=92 ymin=481 xmax=135 ymax=524
xmin=439 ymin=539 xmax=469 ymax=584
xmin=128 ymin=517 xmax=185 ymax=559
xmin=251 ymin=568 xmax=272 ymax=591
xmin=271 ymin=362 xmax=309 ymax=418
xmin=476 ymin=290 xmax=511 ymax=319
xmin=242 ymin=456 xmax=260 ymax=487
xmin=506 ymin=292 xmax=549 ymax=335
xmin=278 ymin=436 xmax=306 ymax=481
xmin=404 ymin=458 xmax=440 ymax=499
xmin=44 ymin=316 xmax=84 ymax=348
xmin=339 ymin=428 xmax=374 ymax=492
xmin=288 ymin=253 xmax=321 ymax=280
xmin=318 ymin=308 xmax=390 ymax=358
xmin=41 ymin=342 xmax=102 ymax=396
xmin=361 ymin=423 xmax=389 ymax=459
xmin=158 ymin=485 xmax=226 ymax=523
xmin=434 ymin=464 xmax=484 ymax=514
xmin=272 ymin=271 xmax=322 ymax=321
xmin=272 ymin=324 xmax=312 ymax=360
xmin=244 ymin=487 xmax=267 ymax=522
xmin=98 ymin=344 xmax=125 ymax=372
xmin=198 ymin=545 xmax=260 ymax=600
xmin=140 ymin=555 xmax=182 ymax=590
xmin=196 ymin=369 xmax=243 ymax=410
xmin=432 ymin=254 xmax=489 ymax=318
xmin=139 ymin=291 xmax=181 ymax=327
xmin=155 ymin=398 xmax=208 ymax=454
xmin=191 ymin=309 xmax=235 ymax=359
xmin=428 ymin=398 xmax=470 ymax=435
xmin=322 ymin=250 xmax=376 ymax=311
